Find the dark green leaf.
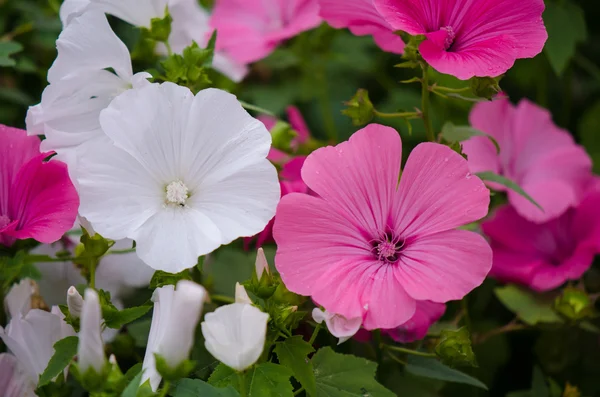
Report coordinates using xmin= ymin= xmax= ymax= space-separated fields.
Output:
xmin=38 ymin=336 xmax=79 ymax=387
xmin=579 ymin=100 xmax=600 ymax=173
xmin=173 ymin=378 xmax=240 ymax=397
xmin=274 ymin=336 xmax=316 ymax=396
xmin=405 ymin=356 xmax=488 ymax=390
xmin=494 ymin=284 xmax=563 ymax=325
xmin=475 ymin=171 xmax=543 ymax=211
xmin=128 ymin=318 xmax=152 ymax=348
xmin=543 ymin=1 xmax=587 ymax=75
xmin=0 ymin=41 xmax=24 ymax=67
xmin=440 ymin=122 xmax=500 ymax=153
xmin=531 ymin=366 xmax=549 ymax=397
xmin=103 ymin=304 xmax=152 ymax=329
xmin=208 ymin=364 xmax=238 ymax=388
xmin=149 ymin=269 xmax=191 ymax=289
xmin=312 ymin=347 xmax=395 ymax=397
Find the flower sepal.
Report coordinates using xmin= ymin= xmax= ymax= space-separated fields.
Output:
xmin=434 ymin=326 xmax=478 ymax=368
xmin=554 ymin=287 xmax=595 ymax=322
xmin=70 ymin=359 xmax=111 ymax=393
xmin=342 ymin=89 xmax=375 ymax=126
xmin=469 ymin=76 xmax=502 ymax=100
xmin=144 ymin=10 xmax=172 ymax=43
xmin=35 ymin=372 xmax=72 ymax=397
xmin=154 ymin=353 xmax=196 ymax=383
xmin=270 ymin=120 xmax=299 ymax=154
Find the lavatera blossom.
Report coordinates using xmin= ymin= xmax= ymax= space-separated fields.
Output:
xmin=26 ymin=11 xmax=150 ymax=169
xmin=273 ymin=124 xmax=492 ymax=330
xmin=76 ymin=83 xmax=280 ymax=272
xmin=463 ymin=97 xmax=592 ymax=223
xmin=373 ymin=0 xmax=548 ymax=79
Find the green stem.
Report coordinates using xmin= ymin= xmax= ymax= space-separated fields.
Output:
xmin=384 ymin=344 xmax=437 ymax=358
xmin=373 ymin=329 xmax=383 ymax=365
xmin=89 ymin=260 xmax=97 ymax=289
xmin=294 ymin=387 xmax=305 ymax=396
xmin=461 ymin=296 xmax=472 ymax=332
xmin=164 ymin=40 xmax=173 ymax=56
xmin=211 ymin=294 xmax=236 ymax=304
xmin=420 ymin=65 xmax=435 ymax=142
xmin=373 ymin=110 xmax=420 ymax=119
xmin=432 ymin=85 xmax=471 ymax=93
xmin=238 ymin=372 xmax=247 ymax=397
xmin=107 ymin=248 xmax=136 ymax=255
xmin=474 ymin=320 xmax=526 ymax=344
xmin=158 ymin=381 xmax=171 ymax=397
xmin=238 ymin=101 xmax=275 ymax=117
xmin=309 ymin=323 xmax=322 ymax=345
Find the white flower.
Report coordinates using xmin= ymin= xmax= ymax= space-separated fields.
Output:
xmin=141 ymin=280 xmax=207 ymax=391
xmin=26 ymin=10 xmax=150 ymax=168
xmin=0 ymin=309 xmax=75 ymax=386
xmin=0 ymin=353 xmax=36 ymax=397
xmin=312 ymin=308 xmax=362 ymax=345
xmin=78 ymin=289 xmax=106 ymax=374
xmin=235 ymin=282 xmax=252 ymax=304
xmin=255 ymin=247 xmax=270 ymax=279
xmin=4 ymin=279 xmax=35 ymax=319
xmin=201 ymin=303 xmax=269 ymax=372
xmin=76 ymin=83 xmax=280 ymax=272
xmin=67 ymin=286 xmax=84 ymax=318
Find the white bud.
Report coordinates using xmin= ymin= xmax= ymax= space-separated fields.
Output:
xmin=312 ymin=308 xmax=362 ymax=345
xmin=141 ymin=280 xmax=206 ymax=391
xmin=67 ymin=286 xmax=84 ymax=318
xmin=255 ymin=248 xmax=270 ymax=279
xmin=201 ymin=303 xmax=269 ymax=372
xmin=235 ymin=282 xmax=252 ymax=305
xmin=78 ymin=289 xmax=106 ymax=374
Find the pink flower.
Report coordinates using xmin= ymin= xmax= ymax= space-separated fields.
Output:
xmin=373 ymin=0 xmax=547 ymax=80
xmin=383 ymin=301 xmax=445 ymax=343
xmin=319 ymin=0 xmax=404 ymax=54
xmin=0 ymin=125 xmax=79 ymax=247
xmin=260 ymin=106 xmax=312 ymax=164
xmin=482 ymin=190 xmax=600 ymax=292
xmin=210 ymin=0 xmax=321 ymax=64
xmin=463 ymin=98 xmax=592 ymax=223
xmin=273 ymin=124 xmax=492 ymax=330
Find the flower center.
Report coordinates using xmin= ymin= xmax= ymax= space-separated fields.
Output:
xmin=0 ymin=215 xmax=10 ymax=229
xmin=441 ymin=26 xmax=455 ymax=50
xmin=372 ymin=233 xmax=405 ymax=264
xmin=165 ymin=180 xmax=189 ymax=206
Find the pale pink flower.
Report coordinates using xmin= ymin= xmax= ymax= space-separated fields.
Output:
xmin=482 ymin=190 xmax=600 ymax=292
xmin=382 ymin=301 xmax=445 ymax=343
xmin=373 ymin=0 xmax=547 ymax=79
xmin=0 ymin=125 xmax=79 ymax=247
xmin=210 ymin=0 xmax=322 ymax=64
xmin=319 ymin=0 xmax=404 ymax=54
xmin=0 ymin=354 xmax=36 ymax=397
xmin=273 ymin=124 xmax=492 ymax=330
xmin=312 ymin=308 xmax=362 ymax=344
xmin=463 ymin=98 xmax=592 ymax=223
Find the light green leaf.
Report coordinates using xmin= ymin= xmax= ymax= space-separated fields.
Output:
xmin=405 ymin=356 xmax=488 ymax=390
xmin=149 ymin=269 xmax=191 ymax=289
xmin=494 ymin=284 xmax=563 ymax=325
xmin=274 ymin=336 xmax=316 ymax=396
xmin=440 ymin=122 xmax=500 ymax=153
xmin=208 ymin=364 xmax=238 ymax=388
xmin=0 ymin=41 xmax=24 ymax=67
xmin=173 ymin=378 xmax=239 ymax=397
xmin=543 ymin=1 xmax=587 ymax=76
xmin=247 ymin=363 xmax=294 ymax=397
xmin=475 ymin=171 xmax=543 ymax=211
xmin=38 ymin=336 xmax=78 ymax=387
xmin=120 ymin=370 xmax=144 ymax=397
xmin=312 ymin=347 xmax=395 ymax=397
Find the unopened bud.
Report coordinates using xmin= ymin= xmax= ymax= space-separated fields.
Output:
xmin=470 ymin=76 xmax=502 ymax=100
xmin=67 ymin=286 xmax=84 ymax=318
xmin=342 ymin=89 xmax=375 ymax=126
xmin=435 ymin=327 xmax=477 ymax=367
xmin=235 ymin=282 xmax=252 ymax=305
xmin=554 ymin=287 xmax=593 ymax=321
xmin=255 ymin=248 xmax=270 ymax=279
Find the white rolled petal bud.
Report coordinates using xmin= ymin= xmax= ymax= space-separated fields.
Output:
xmin=255 ymin=248 xmax=270 ymax=279
xmin=235 ymin=282 xmax=252 ymax=304
xmin=78 ymin=289 xmax=106 ymax=374
xmin=67 ymin=286 xmax=84 ymax=318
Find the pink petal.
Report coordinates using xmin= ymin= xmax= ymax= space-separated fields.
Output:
xmin=508 ymin=180 xmax=577 ymax=224
xmin=8 ymin=154 xmax=79 ymax=244
xmin=280 ymin=156 xmax=306 ymax=182
xmin=258 ymin=114 xmax=277 ymax=131
xmin=320 ymin=0 xmax=404 ymax=53
xmin=481 ymin=206 xmax=542 ymax=255
xmin=487 ymin=249 xmax=543 ymax=287
xmin=394 ymin=142 xmax=490 ymax=237
xmin=396 ymin=229 xmax=492 ymax=302
xmin=384 ymin=300 xmax=446 ymax=343
xmin=286 ymin=107 xmax=311 ymax=146
xmin=300 ymin=124 xmax=402 ymax=236
xmin=529 ymin=248 xmax=595 ymax=291
xmin=0 ymin=353 xmax=36 ymax=397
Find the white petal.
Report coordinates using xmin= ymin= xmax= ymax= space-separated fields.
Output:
xmin=132 ymin=207 xmax=222 ymax=272
xmin=0 ymin=354 xmax=36 ymax=397
xmin=5 ymin=279 xmax=34 ymax=319
xmin=90 ymin=0 xmax=168 ymax=27
xmin=311 ymin=308 xmax=330 ymax=325
xmin=67 ymin=287 xmax=84 ymax=318
xmin=255 ymin=248 xmax=270 ymax=279
xmin=235 ymin=283 xmax=252 ymax=304
xmin=48 ymin=11 xmax=133 ymax=83
xmin=78 ymin=289 xmax=106 ymax=373
xmin=59 ymin=0 xmax=91 ymax=25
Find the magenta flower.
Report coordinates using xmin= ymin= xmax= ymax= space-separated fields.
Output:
xmin=383 ymin=300 xmax=445 ymax=343
xmin=373 ymin=0 xmax=547 ymax=79
xmin=463 ymin=98 xmax=592 ymax=223
xmin=260 ymin=106 xmax=312 ymax=164
xmin=273 ymin=124 xmax=492 ymax=330
xmin=319 ymin=0 xmax=405 ymax=54
xmin=210 ymin=0 xmax=321 ymax=64
xmin=482 ymin=191 xmax=600 ymax=292
xmin=0 ymin=125 xmax=79 ymax=247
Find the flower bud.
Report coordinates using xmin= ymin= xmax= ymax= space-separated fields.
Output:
xmin=312 ymin=308 xmax=362 ymax=345
xmin=141 ymin=280 xmax=206 ymax=391
xmin=255 ymin=247 xmax=270 ymax=279
xmin=78 ymin=289 xmax=106 ymax=375
xmin=201 ymin=303 xmax=269 ymax=372
xmin=235 ymin=282 xmax=252 ymax=305
xmin=67 ymin=286 xmax=84 ymax=318
xmin=554 ymin=287 xmax=593 ymax=321
xmin=342 ymin=89 xmax=375 ymax=126
xmin=434 ymin=327 xmax=477 ymax=367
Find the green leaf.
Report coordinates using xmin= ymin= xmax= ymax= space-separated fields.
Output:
xmin=0 ymin=41 xmax=24 ymax=67
xmin=405 ymin=356 xmax=488 ymax=390
xmin=274 ymin=336 xmax=316 ymax=396
xmin=312 ymin=347 xmax=395 ymax=397
xmin=103 ymin=304 xmax=152 ymax=329
xmin=246 ymin=363 xmax=294 ymax=397
xmin=543 ymin=1 xmax=587 ymax=76
xmin=579 ymin=100 xmax=600 ymax=173
xmin=531 ymin=366 xmax=549 ymax=397
xmin=173 ymin=378 xmax=240 ymax=397
xmin=475 ymin=171 xmax=543 ymax=211
xmin=38 ymin=336 xmax=79 ymax=387
xmin=440 ymin=122 xmax=500 ymax=153
xmin=208 ymin=364 xmax=238 ymax=388
xmin=128 ymin=318 xmax=152 ymax=348
xmin=120 ymin=370 xmax=144 ymax=397
xmin=149 ymin=269 xmax=192 ymax=289
xmin=494 ymin=284 xmax=563 ymax=325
